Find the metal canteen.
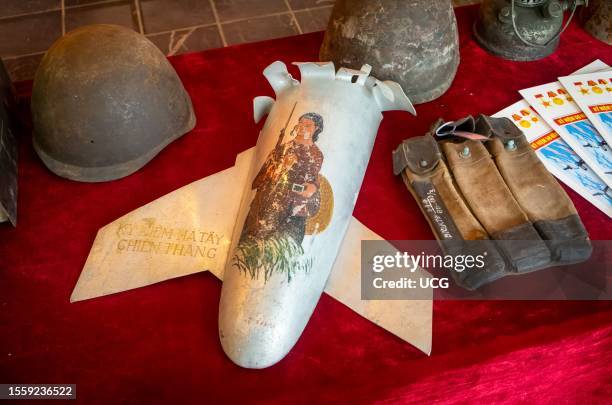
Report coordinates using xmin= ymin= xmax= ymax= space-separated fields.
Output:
xmin=218 ymin=61 xmax=415 ymax=368
xmin=319 ymin=0 xmax=460 ymax=104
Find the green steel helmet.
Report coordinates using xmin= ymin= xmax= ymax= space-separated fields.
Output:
xmin=31 ymin=24 xmax=196 ymax=182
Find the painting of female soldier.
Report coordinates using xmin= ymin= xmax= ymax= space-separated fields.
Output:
xmin=233 ymin=110 xmax=325 ymax=282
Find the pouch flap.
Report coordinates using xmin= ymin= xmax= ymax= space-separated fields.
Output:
xmin=476 ymin=114 xmax=523 ymax=141
xmin=393 ymin=134 xmax=441 ymax=176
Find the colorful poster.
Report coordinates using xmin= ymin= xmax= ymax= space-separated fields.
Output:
xmin=494 ymin=100 xmax=612 ymax=218
xmin=558 ymin=71 xmax=612 ymax=148
xmin=520 ymin=67 xmax=612 ymax=188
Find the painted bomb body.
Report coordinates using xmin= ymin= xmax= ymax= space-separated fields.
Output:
xmin=219 ymin=61 xmax=415 ymax=368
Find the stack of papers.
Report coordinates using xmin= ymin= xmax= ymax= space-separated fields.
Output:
xmin=494 ymin=60 xmax=612 ymax=218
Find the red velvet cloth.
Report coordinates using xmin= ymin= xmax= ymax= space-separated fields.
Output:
xmin=1 ymin=5 xmax=611 ymax=403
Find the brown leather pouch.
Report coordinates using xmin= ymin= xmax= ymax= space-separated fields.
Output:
xmin=393 ymin=133 xmax=507 ymax=289
xmin=440 ymin=136 xmax=551 ymax=273
xmin=394 ymin=115 xmax=591 ymax=290
xmin=479 ymin=114 xmax=592 ymax=265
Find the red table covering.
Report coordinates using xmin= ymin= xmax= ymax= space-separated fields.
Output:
xmin=1 ymin=5 xmax=611 ymax=404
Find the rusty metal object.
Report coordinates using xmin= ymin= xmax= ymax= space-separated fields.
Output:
xmin=319 ymin=0 xmax=460 ymax=105
xmin=474 ymin=0 xmax=587 ymax=61
xmin=31 ymin=24 xmax=196 ymax=182
xmin=0 ymin=59 xmax=17 ymax=226
xmin=581 ymin=0 xmax=611 ymax=44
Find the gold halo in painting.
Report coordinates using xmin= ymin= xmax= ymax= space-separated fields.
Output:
xmin=306 ymin=175 xmax=333 ymax=235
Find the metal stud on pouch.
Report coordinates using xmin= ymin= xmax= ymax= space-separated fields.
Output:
xmin=460 ymin=146 xmax=471 ymax=158
xmin=474 ymin=0 xmax=588 ymax=61
xmin=505 ymin=139 xmax=517 ymax=151
xmin=420 ymin=160 xmax=429 ymax=167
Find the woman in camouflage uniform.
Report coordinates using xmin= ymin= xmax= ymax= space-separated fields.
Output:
xmin=235 ymin=112 xmax=325 ymax=281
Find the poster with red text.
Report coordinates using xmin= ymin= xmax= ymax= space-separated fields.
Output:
xmin=520 ymin=64 xmax=612 ymax=188
xmin=495 ymin=100 xmax=612 ymax=218
xmin=559 ymin=71 xmax=612 ymax=148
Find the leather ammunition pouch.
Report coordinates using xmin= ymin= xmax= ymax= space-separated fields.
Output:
xmin=393 ymin=114 xmax=592 ymax=290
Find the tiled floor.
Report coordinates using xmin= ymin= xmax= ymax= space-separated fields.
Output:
xmin=0 ymin=0 xmax=480 ymax=82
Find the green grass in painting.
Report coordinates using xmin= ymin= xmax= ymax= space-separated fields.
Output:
xmin=233 ymin=234 xmax=312 ymax=283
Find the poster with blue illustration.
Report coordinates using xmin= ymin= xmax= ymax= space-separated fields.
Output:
xmin=495 ymin=100 xmax=612 ymax=218
xmin=521 ymin=79 xmax=612 ymax=189
xmin=559 ymin=70 xmax=612 ymax=149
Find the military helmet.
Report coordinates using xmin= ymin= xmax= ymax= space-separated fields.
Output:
xmin=31 ymin=24 xmax=196 ymax=182
xmin=320 ymin=0 xmax=460 ymax=104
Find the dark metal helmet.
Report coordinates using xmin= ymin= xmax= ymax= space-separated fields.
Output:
xmin=31 ymin=24 xmax=196 ymax=182
xmin=320 ymin=0 xmax=460 ymax=104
